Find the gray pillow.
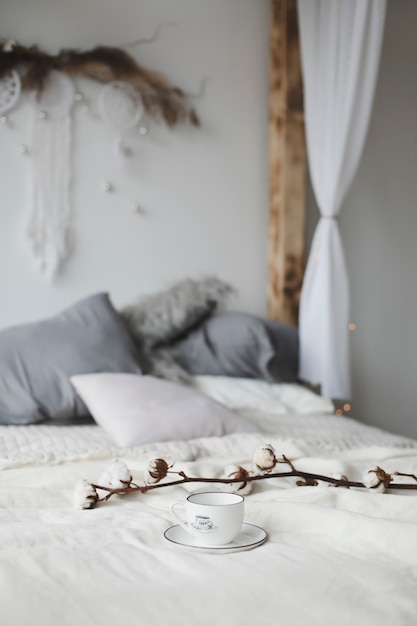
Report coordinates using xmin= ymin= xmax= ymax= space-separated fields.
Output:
xmin=0 ymin=293 xmax=142 ymax=425
xmin=168 ymin=312 xmax=299 ymax=383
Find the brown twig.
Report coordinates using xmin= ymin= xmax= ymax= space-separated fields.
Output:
xmin=393 ymin=471 xmax=417 ymax=482
xmin=90 ymin=469 xmax=417 ymax=504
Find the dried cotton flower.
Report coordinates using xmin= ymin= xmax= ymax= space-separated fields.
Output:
xmin=99 ymin=460 xmax=132 ymax=489
xmin=74 ymin=479 xmax=99 ymax=509
xmin=363 ymin=467 xmax=391 ymax=493
xmin=144 ymin=458 xmax=169 ymax=484
xmin=254 ymin=444 xmax=277 ymax=474
xmin=222 ymin=464 xmax=253 ymax=495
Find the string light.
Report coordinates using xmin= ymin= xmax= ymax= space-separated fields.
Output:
xmin=348 ymin=322 xmax=356 ymax=331
xmin=335 ymin=404 xmax=352 ymax=416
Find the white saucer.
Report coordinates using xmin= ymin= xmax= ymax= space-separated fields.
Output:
xmin=164 ymin=522 xmax=267 ymax=554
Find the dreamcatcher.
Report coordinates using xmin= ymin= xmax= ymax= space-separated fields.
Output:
xmin=0 ymin=37 xmax=199 ymax=279
xmin=98 ymin=81 xmax=145 ymax=159
xmin=0 ymin=70 xmax=21 ymax=123
xmin=27 ymin=70 xmax=75 ymax=280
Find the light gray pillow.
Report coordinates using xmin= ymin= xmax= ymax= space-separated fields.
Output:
xmin=168 ymin=312 xmax=299 ymax=383
xmin=0 ymin=293 xmax=142 ymax=425
xmin=70 ymin=373 xmax=261 ymax=447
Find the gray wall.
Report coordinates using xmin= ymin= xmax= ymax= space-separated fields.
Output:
xmin=308 ymin=0 xmax=417 ymax=439
xmin=0 ymin=0 xmax=269 ymax=328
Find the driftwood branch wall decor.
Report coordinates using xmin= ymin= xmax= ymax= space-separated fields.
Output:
xmin=0 ymin=40 xmax=199 ymax=127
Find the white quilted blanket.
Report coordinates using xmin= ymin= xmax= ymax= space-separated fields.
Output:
xmin=1 ymin=402 xmax=417 ymax=625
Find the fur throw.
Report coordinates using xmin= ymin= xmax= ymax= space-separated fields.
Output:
xmin=121 ymin=276 xmax=235 ymax=349
xmin=145 ymin=347 xmax=192 ymax=384
xmin=120 ymin=276 xmax=235 ymax=383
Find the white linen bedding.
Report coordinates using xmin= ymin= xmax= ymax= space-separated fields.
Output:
xmin=1 ymin=383 xmax=417 ymax=626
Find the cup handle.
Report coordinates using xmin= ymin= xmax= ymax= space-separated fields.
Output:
xmin=170 ymin=501 xmax=190 ymax=534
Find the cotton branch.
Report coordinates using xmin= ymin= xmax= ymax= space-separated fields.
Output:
xmin=74 ymin=448 xmax=417 ymax=510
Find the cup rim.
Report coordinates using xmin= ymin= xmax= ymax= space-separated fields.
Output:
xmin=187 ymin=491 xmax=244 ymax=506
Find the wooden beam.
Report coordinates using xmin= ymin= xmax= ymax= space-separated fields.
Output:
xmin=268 ymin=0 xmax=306 ymax=326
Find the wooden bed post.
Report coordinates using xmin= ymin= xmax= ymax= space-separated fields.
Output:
xmin=268 ymin=0 xmax=306 ymax=327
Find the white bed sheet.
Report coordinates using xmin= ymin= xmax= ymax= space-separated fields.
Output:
xmin=1 ymin=382 xmax=417 ymax=626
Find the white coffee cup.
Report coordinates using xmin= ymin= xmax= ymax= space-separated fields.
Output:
xmin=170 ymin=492 xmax=244 ymax=546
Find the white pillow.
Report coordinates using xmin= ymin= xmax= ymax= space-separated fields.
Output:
xmin=192 ymin=376 xmax=335 ymax=415
xmin=70 ymin=374 xmax=260 ymax=447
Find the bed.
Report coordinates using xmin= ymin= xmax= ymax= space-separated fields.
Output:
xmin=0 ymin=283 xmax=417 ymax=626
xmin=2 ymin=365 xmax=417 ymax=626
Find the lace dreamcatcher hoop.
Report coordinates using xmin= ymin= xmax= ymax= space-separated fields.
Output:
xmin=98 ymin=81 xmax=145 ymax=157
xmin=27 ymin=70 xmax=75 ymax=280
xmin=0 ymin=70 xmax=21 ymax=117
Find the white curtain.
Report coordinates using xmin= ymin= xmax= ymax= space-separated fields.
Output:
xmin=297 ymin=0 xmax=387 ymax=399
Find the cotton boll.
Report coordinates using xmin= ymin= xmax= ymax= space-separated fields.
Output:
xmin=253 ymin=444 xmax=277 ymax=474
xmin=74 ymin=479 xmax=99 ymax=509
xmin=99 ymin=459 xmax=132 ymax=489
xmin=144 ymin=458 xmax=169 ymax=484
xmin=222 ymin=464 xmax=252 ymax=495
xmin=110 ymin=460 xmax=132 ymax=483
xmin=363 ymin=470 xmax=386 ymax=493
